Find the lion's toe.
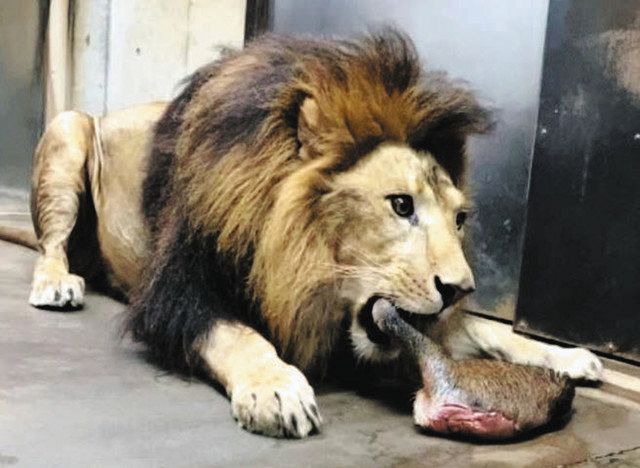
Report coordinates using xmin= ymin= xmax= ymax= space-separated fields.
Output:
xmin=29 ymin=272 xmax=85 ymax=309
xmin=549 ymin=347 xmax=603 ymax=381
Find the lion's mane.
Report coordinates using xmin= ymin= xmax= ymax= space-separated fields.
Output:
xmin=128 ymin=28 xmax=490 ymax=374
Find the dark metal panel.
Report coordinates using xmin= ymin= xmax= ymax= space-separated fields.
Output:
xmin=516 ymin=0 xmax=640 ymax=361
xmin=271 ymin=0 xmax=549 ymax=320
xmin=245 ymin=0 xmax=272 ymax=42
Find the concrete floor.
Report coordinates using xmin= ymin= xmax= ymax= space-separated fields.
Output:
xmin=2 ymin=212 xmax=640 ymax=467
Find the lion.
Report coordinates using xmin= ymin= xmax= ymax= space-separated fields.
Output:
xmin=0 ymin=29 xmax=603 ymax=438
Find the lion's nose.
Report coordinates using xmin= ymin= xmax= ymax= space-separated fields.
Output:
xmin=434 ymin=275 xmax=475 ymax=310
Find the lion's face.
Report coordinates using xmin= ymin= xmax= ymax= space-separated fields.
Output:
xmin=328 ymin=143 xmax=475 ymax=361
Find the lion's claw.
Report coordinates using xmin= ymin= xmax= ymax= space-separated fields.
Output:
xmin=230 ymin=364 xmax=321 ymax=438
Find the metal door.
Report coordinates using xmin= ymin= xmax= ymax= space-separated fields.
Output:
xmin=516 ymin=0 xmax=640 ymax=362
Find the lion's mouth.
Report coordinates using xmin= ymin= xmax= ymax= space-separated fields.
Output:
xmin=357 ymin=296 xmax=437 ymax=346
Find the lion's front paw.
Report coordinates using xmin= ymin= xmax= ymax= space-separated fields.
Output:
xmin=29 ymin=270 xmax=85 ymax=309
xmin=548 ymin=347 xmax=603 ymax=381
xmin=230 ymin=364 xmax=321 ymax=438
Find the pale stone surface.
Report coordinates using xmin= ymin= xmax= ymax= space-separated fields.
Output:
xmin=72 ymin=0 xmax=246 ymax=114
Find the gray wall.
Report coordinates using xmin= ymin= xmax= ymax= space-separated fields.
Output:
xmin=272 ymin=0 xmax=550 ymax=320
xmin=0 ymin=0 xmax=44 ymax=205
xmin=0 ymin=0 xmax=246 ymax=210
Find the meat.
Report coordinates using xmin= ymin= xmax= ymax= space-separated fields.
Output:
xmin=371 ymin=298 xmax=575 ymax=440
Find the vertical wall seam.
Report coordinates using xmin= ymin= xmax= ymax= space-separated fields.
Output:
xmin=184 ymin=0 xmax=193 ymax=77
xmin=102 ymin=0 xmax=112 ymax=114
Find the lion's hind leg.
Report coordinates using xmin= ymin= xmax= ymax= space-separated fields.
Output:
xmin=29 ymin=111 xmax=95 ymax=309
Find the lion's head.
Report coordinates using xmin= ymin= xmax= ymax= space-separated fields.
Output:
xmin=162 ymin=28 xmax=490 ymax=373
xmin=328 ymin=142 xmax=476 ymax=362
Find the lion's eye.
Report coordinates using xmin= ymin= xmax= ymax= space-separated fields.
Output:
xmin=456 ymin=211 xmax=468 ymax=230
xmin=388 ymin=195 xmax=414 ymax=218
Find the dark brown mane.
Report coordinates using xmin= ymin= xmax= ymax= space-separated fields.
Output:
xmin=128 ymin=28 xmax=491 ymax=374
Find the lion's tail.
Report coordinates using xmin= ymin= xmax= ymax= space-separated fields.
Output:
xmin=0 ymin=225 xmax=38 ymax=250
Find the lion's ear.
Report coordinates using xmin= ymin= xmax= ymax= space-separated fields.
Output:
xmin=298 ymin=97 xmax=321 ymax=159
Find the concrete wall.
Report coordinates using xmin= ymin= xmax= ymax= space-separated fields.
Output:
xmin=0 ymin=0 xmax=44 ymax=201
xmin=73 ymin=0 xmax=246 ymax=114
xmin=0 ymin=0 xmax=246 ymax=202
